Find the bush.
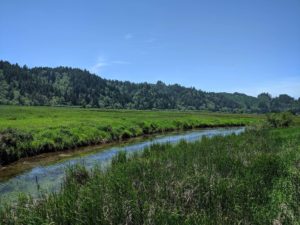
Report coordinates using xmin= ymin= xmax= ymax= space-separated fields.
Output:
xmin=0 ymin=128 xmax=33 ymax=165
xmin=266 ymin=112 xmax=294 ymax=128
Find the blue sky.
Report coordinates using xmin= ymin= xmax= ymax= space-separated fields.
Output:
xmin=1 ymin=0 xmax=300 ymax=98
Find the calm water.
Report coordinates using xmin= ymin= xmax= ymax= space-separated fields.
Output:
xmin=0 ymin=127 xmax=244 ymax=203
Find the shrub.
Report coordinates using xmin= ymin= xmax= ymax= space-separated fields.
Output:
xmin=266 ymin=112 xmax=294 ymax=128
xmin=0 ymin=128 xmax=33 ymax=165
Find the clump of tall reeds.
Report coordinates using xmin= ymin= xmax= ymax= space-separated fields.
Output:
xmin=1 ymin=127 xmax=300 ymax=224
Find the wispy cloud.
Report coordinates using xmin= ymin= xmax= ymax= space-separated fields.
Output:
xmin=124 ymin=33 xmax=133 ymax=40
xmin=90 ymin=57 xmax=130 ymax=75
xmin=90 ymin=57 xmax=108 ymax=74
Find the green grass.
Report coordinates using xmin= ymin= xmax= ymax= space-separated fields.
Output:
xmin=1 ymin=126 xmax=300 ymax=224
xmin=0 ymin=105 xmax=260 ymax=165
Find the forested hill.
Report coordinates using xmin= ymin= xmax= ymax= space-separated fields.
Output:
xmin=0 ymin=60 xmax=299 ymax=113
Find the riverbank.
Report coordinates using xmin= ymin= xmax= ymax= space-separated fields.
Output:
xmin=0 ymin=127 xmax=244 ymax=182
xmin=1 ymin=126 xmax=299 ymax=224
xmin=0 ymin=106 xmax=261 ymax=165
xmin=0 ymin=127 xmax=244 ymax=204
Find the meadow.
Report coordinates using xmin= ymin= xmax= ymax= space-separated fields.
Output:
xmin=1 ymin=124 xmax=299 ymax=224
xmin=0 ymin=106 xmax=260 ymax=165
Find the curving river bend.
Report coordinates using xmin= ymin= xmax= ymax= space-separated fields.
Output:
xmin=0 ymin=127 xmax=244 ymax=203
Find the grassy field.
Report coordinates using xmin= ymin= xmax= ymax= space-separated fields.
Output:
xmin=0 ymin=106 xmax=260 ymax=165
xmin=1 ymin=124 xmax=299 ymax=224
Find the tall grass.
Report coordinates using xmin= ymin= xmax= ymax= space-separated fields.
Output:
xmin=0 ymin=106 xmax=260 ymax=165
xmin=1 ymin=126 xmax=299 ymax=224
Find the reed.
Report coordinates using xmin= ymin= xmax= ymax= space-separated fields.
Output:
xmin=1 ymin=125 xmax=299 ymax=224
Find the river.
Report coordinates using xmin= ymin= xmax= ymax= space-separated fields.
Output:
xmin=0 ymin=127 xmax=244 ymax=203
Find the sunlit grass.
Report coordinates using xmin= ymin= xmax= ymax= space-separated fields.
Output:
xmin=0 ymin=105 xmax=261 ymax=165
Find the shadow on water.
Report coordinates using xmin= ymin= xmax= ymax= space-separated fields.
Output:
xmin=0 ymin=127 xmax=244 ymax=203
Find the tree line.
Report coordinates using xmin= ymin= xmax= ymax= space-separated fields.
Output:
xmin=0 ymin=60 xmax=299 ymax=113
